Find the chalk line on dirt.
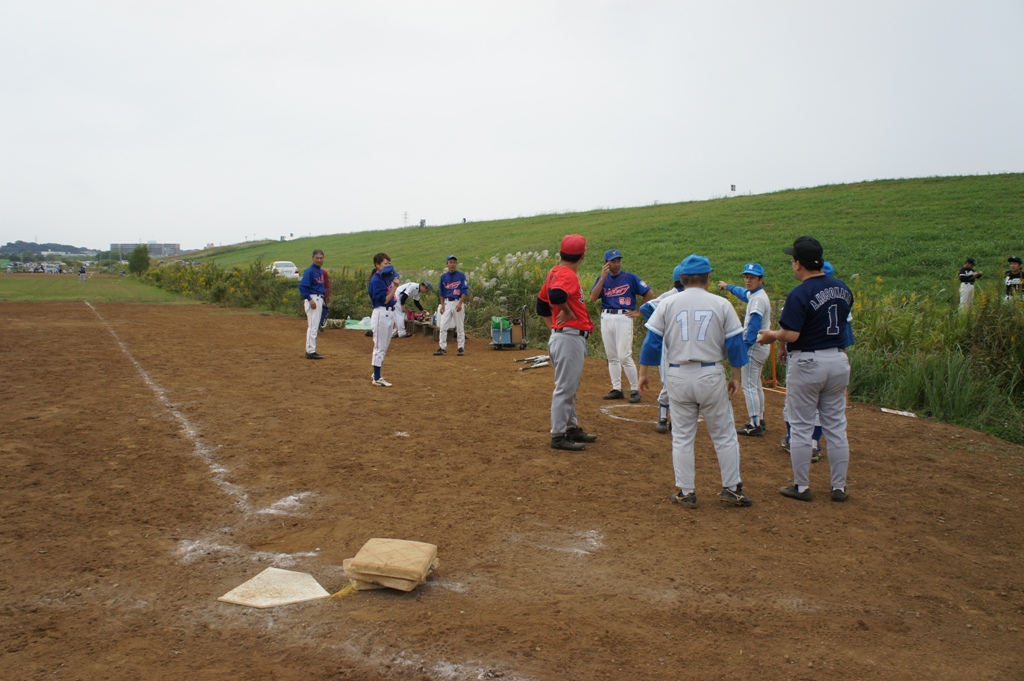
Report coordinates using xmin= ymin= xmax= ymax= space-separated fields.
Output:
xmin=85 ymin=302 xmax=315 ymax=523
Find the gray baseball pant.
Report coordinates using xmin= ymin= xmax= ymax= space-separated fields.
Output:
xmin=549 ymin=330 xmax=587 ymax=436
xmin=666 ymin=363 xmax=742 ymax=494
xmin=785 ymin=347 xmax=851 ymax=490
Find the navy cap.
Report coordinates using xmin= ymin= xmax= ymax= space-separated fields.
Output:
xmin=1009 ymin=256 xmax=1022 ymax=265
xmin=422 ymin=281 xmax=433 ymax=292
xmin=679 ymin=254 xmax=713 ymax=275
xmin=446 ymin=254 xmax=457 ymax=262
xmin=604 ymin=249 xmax=623 ymax=261
xmin=742 ymin=263 xmax=765 ymax=277
xmin=965 ymin=257 xmax=976 ymax=265
xmin=785 ymin=236 xmax=824 ymax=265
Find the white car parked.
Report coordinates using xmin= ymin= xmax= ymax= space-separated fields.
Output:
xmin=267 ymin=261 xmax=301 ymax=279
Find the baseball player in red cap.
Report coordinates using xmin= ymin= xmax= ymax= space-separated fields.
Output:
xmin=537 ymin=235 xmax=598 ymax=451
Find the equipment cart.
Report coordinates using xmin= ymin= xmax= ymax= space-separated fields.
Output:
xmin=490 ymin=305 xmax=529 ymax=350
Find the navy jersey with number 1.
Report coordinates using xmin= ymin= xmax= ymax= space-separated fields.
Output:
xmin=778 ymin=275 xmax=853 ymax=352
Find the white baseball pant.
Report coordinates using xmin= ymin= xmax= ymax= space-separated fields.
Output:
xmin=371 ymin=307 xmax=395 ymax=367
xmin=600 ymin=311 xmax=639 ymax=392
xmin=959 ymin=283 xmax=975 ymax=309
xmin=438 ymin=300 xmax=465 ymax=350
xmin=304 ymin=294 xmax=323 ymax=354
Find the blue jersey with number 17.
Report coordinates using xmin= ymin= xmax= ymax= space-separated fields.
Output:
xmin=778 ymin=275 xmax=853 ymax=352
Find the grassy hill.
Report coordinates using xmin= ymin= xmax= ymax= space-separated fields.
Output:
xmin=186 ymin=173 xmax=1024 ymax=297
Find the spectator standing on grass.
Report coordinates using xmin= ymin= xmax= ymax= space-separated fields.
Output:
xmin=959 ymin=257 xmax=983 ymax=309
xmin=299 ymin=249 xmax=326 ymax=360
xmin=369 ymin=253 xmax=399 ymax=387
xmin=538 ymin=234 xmax=598 ymax=451
xmin=718 ymin=263 xmax=771 ymax=437
xmin=638 ymin=254 xmax=753 ymax=509
xmin=590 ymin=248 xmax=653 ymax=404
xmin=1005 ymin=256 xmax=1023 ymax=301
xmin=79 ymin=264 xmax=87 ymax=282
xmin=433 ymin=255 xmax=468 ymax=356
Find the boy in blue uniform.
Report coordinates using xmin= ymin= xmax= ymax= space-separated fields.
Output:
xmin=369 ymin=253 xmax=399 ymax=386
xmin=299 ymin=249 xmax=326 ymax=359
xmin=434 ymin=255 xmax=469 ymax=356
xmin=590 ymin=249 xmax=653 ymax=402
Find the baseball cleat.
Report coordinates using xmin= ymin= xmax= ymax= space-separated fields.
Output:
xmin=603 ymin=389 xmax=625 ymax=400
xmin=628 ymin=390 xmax=641 ymax=403
xmin=305 ymin=352 xmax=324 ymax=360
xmin=670 ymin=490 xmax=697 ymax=508
xmin=433 ymin=347 xmax=447 ymax=356
xmin=371 ymin=377 xmax=392 ymax=387
xmin=779 ymin=483 xmax=813 ymax=501
xmin=565 ymin=426 xmax=598 ymax=443
xmin=736 ymin=422 xmax=765 ymax=436
xmin=830 ymin=488 xmax=848 ymax=502
xmin=457 ymin=347 xmax=464 ymax=356
xmin=719 ymin=487 xmax=754 ymax=507
xmin=550 ymin=435 xmax=586 ymax=451
xmin=656 ymin=418 xmax=669 ymax=434
xmin=780 ymin=436 xmax=790 ymax=451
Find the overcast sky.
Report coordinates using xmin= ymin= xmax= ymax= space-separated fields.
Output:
xmin=2 ymin=1 xmax=1022 ymax=251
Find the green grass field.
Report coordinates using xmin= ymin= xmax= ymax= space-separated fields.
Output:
xmin=0 ymin=274 xmax=196 ymax=303
xmin=181 ymin=173 xmax=1024 ymax=298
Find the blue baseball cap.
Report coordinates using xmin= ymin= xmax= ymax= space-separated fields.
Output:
xmin=672 ymin=264 xmax=686 ymax=282
xmin=604 ymin=249 xmax=623 ymax=261
xmin=679 ymin=254 xmax=713 ymax=275
xmin=823 ymin=260 xmax=834 ymax=276
xmin=742 ymin=263 xmax=765 ymax=277
xmin=446 ymin=254 xmax=457 ymax=262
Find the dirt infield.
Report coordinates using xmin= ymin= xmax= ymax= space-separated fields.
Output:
xmin=2 ymin=301 xmax=1022 ymax=680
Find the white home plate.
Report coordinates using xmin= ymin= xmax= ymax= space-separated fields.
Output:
xmin=218 ymin=567 xmax=330 ymax=608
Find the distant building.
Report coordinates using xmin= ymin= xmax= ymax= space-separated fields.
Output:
xmin=110 ymin=242 xmax=181 ymax=257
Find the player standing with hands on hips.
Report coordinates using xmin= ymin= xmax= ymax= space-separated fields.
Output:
xmin=368 ymin=253 xmax=399 ymax=386
xmin=718 ymin=263 xmax=772 ymax=436
xmin=590 ymin=249 xmax=653 ymax=403
xmin=299 ymin=249 xmax=327 ymax=360
xmin=434 ymin=255 xmax=468 ymax=356
xmin=758 ymin=237 xmax=853 ymax=502
xmin=538 ymin=235 xmax=598 ymax=451
xmin=638 ymin=254 xmax=753 ymax=508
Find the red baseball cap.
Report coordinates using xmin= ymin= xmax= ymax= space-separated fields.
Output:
xmin=560 ymin=234 xmax=586 ymax=256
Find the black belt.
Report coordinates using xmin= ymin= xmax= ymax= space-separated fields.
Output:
xmin=553 ymin=327 xmax=590 ymax=339
xmin=669 ymin=362 xmax=717 ymax=367
xmin=444 ymin=297 xmax=461 ymax=301
xmin=602 ymin=309 xmax=630 ymax=315
xmin=383 ymin=305 xmax=395 ymax=310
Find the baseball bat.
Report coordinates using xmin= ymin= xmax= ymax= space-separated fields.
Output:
xmin=520 ymin=361 xmax=549 ymax=371
xmin=514 ymin=355 xmax=549 ymax=363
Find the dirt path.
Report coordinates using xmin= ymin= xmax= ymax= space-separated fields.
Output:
xmin=1 ymin=301 xmax=1022 ymax=680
